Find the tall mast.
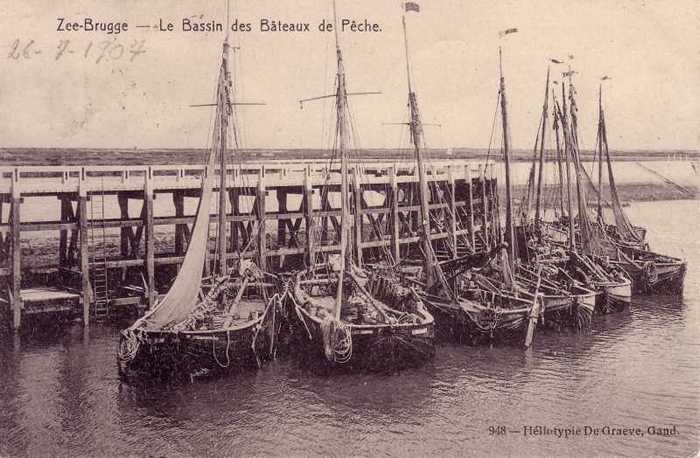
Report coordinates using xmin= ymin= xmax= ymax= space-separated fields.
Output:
xmin=569 ymin=80 xmax=587 ymax=234
xmin=552 ymin=92 xmax=566 ymax=221
xmin=596 ymin=85 xmax=604 ymax=220
xmin=560 ymin=80 xmax=575 ymax=252
xmin=217 ymin=39 xmax=232 ymax=276
xmin=534 ymin=67 xmax=550 ymax=228
xmin=333 ymin=0 xmax=351 ymax=314
xmin=402 ymin=13 xmax=434 ymax=287
xmin=499 ymin=47 xmax=516 ymax=263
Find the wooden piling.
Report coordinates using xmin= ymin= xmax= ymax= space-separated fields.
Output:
xmin=173 ymin=190 xmax=185 ymax=256
xmin=10 ymin=174 xmax=21 ymax=331
xmin=390 ymin=167 xmax=400 ymax=262
xmin=465 ymin=166 xmax=475 ymax=251
xmin=78 ymin=178 xmax=90 ymax=327
xmin=480 ymin=164 xmax=489 ymax=248
xmin=144 ymin=172 xmax=155 ymax=308
xmin=229 ymin=186 xmax=240 ymax=252
xmin=256 ymin=170 xmax=267 ymax=270
xmin=276 ymin=189 xmax=287 ymax=269
xmin=118 ymin=193 xmax=130 ymax=258
xmin=352 ymin=168 xmax=363 ymax=265
xmin=303 ymin=168 xmax=315 ymax=266
xmin=448 ymin=166 xmax=457 ymax=258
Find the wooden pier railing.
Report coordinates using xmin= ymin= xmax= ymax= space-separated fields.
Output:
xmin=0 ymin=159 xmax=498 ymax=330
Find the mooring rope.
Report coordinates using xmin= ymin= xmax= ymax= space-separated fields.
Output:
xmin=320 ymin=316 xmax=352 ymax=364
xmin=117 ymin=329 xmax=141 ymax=365
xmin=212 ymin=330 xmax=232 ymax=368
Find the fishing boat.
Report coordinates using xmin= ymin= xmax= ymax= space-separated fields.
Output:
xmin=369 ymin=13 xmax=537 ymax=347
xmin=289 ymin=3 xmax=434 ymax=370
xmin=117 ymin=38 xmax=284 ymax=381
xmin=418 ymin=40 xmax=545 ymax=346
xmin=542 ymin=76 xmax=633 ymax=314
xmin=590 ymin=86 xmax=686 ymax=295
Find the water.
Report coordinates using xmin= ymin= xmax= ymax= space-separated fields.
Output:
xmin=1 ymin=200 xmax=698 ymax=457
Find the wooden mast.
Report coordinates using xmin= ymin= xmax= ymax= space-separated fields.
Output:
xmin=534 ymin=67 xmax=550 ymax=229
xmin=596 ymin=84 xmax=604 ymax=221
xmin=561 ymin=80 xmax=576 ymax=252
xmin=217 ymin=40 xmax=232 ymax=276
xmin=333 ymin=0 xmax=350 ymax=316
xmin=568 ymin=77 xmax=590 ymax=251
xmin=498 ymin=47 xmax=516 ymax=263
xmin=402 ymin=13 xmax=434 ymax=287
xmin=552 ymin=91 xmax=566 ymax=221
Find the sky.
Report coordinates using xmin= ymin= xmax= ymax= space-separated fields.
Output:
xmin=0 ymin=0 xmax=698 ymax=151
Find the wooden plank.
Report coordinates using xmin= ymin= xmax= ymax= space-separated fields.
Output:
xmin=20 ymin=287 xmax=80 ymax=302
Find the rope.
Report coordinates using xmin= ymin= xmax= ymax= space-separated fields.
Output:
xmin=212 ymin=330 xmax=232 ymax=368
xmin=320 ymin=316 xmax=352 ymax=364
xmin=117 ymin=329 xmax=141 ymax=366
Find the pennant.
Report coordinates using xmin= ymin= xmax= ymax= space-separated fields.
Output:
xmin=601 ymin=75 xmax=611 ymax=81
xmin=499 ymin=27 xmax=518 ymax=37
xmin=405 ymin=2 xmax=420 ymax=12
xmin=550 ymin=58 xmax=563 ymax=64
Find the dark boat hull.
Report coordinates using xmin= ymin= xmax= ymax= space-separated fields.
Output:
xmin=289 ymin=305 xmax=435 ymax=371
xmin=418 ymin=293 xmax=531 ymax=345
xmin=594 ymin=279 xmax=632 ymax=314
xmin=618 ymin=259 xmax=686 ymax=295
xmin=538 ymin=292 xmax=596 ymax=331
xmin=118 ymin=315 xmax=280 ymax=382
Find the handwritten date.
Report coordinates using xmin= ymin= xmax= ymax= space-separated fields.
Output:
xmin=7 ymin=38 xmax=146 ymax=63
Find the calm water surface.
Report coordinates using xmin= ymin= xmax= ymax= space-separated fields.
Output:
xmin=1 ymin=200 xmax=698 ymax=457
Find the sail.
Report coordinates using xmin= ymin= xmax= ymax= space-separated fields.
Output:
xmin=601 ymin=110 xmax=641 ymax=243
xmin=136 ymin=55 xmax=228 ymax=330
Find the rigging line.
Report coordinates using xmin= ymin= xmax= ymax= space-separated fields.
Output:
xmin=485 ymin=88 xmax=501 ymax=164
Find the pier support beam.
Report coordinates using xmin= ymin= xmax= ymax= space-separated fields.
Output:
xmin=352 ymin=168 xmax=363 ymax=265
xmin=144 ymin=173 xmax=156 ymax=308
xmin=229 ymin=187 xmax=240 ymax=253
xmin=466 ymin=166 xmax=475 ymax=251
xmin=59 ymin=196 xmax=71 ymax=267
xmin=118 ymin=193 xmax=130 ymax=258
xmin=10 ymin=175 xmax=22 ymax=331
xmin=490 ymin=164 xmax=501 ymax=244
xmin=390 ymin=168 xmax=400 ymax=263
xmin=303 ymin=169 xmax=315 ymax=267
xmin=480 ymin=165 xmax=489 ymax=249
xmin=78 ymin=180 xmax=90 ymax=327
xmin=173 ymin=190 xmax=185 ymax=256
xmin=448 ymin=166 xmax=457 ymax=259
xmin=256 ymin=172 xmax=267 ymax=270
xmin=276 ymin=189 xmax=287 ymax=269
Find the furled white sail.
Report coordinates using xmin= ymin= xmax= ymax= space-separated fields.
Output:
xmin=134 ymin=57 xmax=229 ymax=330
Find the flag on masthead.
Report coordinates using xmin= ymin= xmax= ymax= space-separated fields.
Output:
xmin=405 ymin=2 xmax=420 ymax=12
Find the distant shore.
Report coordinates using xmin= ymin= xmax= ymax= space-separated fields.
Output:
xmin=1 ymin=147 xmax=698 ymax=166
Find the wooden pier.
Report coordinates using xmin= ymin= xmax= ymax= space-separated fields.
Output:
xmin=0 ymin=159 xmax=499 ymax=330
